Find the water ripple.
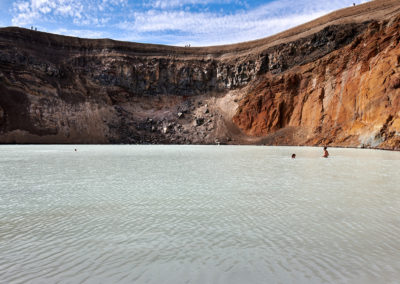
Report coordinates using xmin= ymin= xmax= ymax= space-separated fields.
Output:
xmin=1 ymin=145 xmax=400 ymax=283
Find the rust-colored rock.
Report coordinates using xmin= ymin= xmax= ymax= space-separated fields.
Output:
xmin=1 ymin=0 xmax=400 ymax=149
xmin=233 ymin=14 xmax=400 ymax=150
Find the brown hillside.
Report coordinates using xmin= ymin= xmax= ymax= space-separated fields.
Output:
xmin=0 ymin=0 xmax=400 ymax=148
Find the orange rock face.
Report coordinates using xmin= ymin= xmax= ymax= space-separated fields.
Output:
xmin=1 ymin=1 xmax=399 ymax=147
xmin=233 ymin=16 xmax=400 ymax=150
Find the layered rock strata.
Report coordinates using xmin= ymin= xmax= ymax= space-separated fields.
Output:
xmin=0 ymin=0 xmax=400 ymax=149
xmin=233 ymin=16 xmax=400 ymax=149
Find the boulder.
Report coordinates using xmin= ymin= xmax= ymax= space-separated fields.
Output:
xmin=195 ymin=117 xmax=205 ymax=126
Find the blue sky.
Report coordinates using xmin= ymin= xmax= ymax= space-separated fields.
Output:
xmin=0 ymin=0 xmax=370 ymax=46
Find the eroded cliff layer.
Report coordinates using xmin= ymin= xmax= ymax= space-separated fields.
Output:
xmin=233 ymin=16 xmax=400 ymax=149
xmin=0 ymin=0 xmax=400 ymax=149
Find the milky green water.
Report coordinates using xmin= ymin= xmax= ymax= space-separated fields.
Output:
xmin=0 ymin=145 xmax=400 ymax=284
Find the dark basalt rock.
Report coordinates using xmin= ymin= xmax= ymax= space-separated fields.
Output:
xmin=0 ymin=19 xmax=377 ymax=144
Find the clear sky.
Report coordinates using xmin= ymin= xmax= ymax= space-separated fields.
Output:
xmin=0 ymin=0 xmax=370 ymax=46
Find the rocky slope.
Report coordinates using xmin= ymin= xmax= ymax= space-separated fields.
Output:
xmin=233 ymin=16 xmax=400 ymax=149
xmin=0 ymin=0 xmax=400 ymax=149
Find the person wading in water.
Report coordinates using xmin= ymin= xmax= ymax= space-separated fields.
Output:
xmin=323 ymin=146 xmax=329 ymax=158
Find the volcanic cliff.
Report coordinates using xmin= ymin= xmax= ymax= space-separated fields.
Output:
xmin=1 ymin=0 xmax=400 ymax=149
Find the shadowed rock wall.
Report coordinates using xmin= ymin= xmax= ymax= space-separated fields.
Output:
xmin=0 ymin=4 xmax=400 ymax=149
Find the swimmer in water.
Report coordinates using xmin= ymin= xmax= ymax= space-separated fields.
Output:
xmin=291 ymin=153 xmax=296 ymax=159
xmin=323 ymin=146 xmax=329 ymax=158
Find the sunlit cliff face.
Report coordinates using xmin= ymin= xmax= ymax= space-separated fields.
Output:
xmin=233 ymin=17 xmax=400 ymax=149
xmin=0 ymin=2 xmax=399 ymax=149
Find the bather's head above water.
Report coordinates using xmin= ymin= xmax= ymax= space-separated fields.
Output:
xmin=323 ymin=146 xmax=329 ymax=158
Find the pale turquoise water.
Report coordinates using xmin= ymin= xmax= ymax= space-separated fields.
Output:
xmin=0 ymin=145 xmax=400 ymax=284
